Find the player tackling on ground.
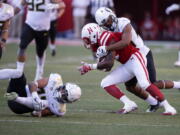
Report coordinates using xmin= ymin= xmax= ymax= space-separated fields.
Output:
xmin=5 ymin=73 xmax=81 ymax=117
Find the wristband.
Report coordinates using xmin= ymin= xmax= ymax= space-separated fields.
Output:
xmin=91 ymin=64 xmax=97 ymax=70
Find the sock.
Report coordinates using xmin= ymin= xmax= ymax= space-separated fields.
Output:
xmin=120 ymin=95 xmax=133 ymax=105
xmin=146 ymin=84 xmax=164 ymax=102
xmin=104 ymin=85 xmax=124 ymax=99
xmin=49 ymin=44 xmax=56 ymax=51
xmin=0 ymin=61 xmax=24 ymax=79
xmin=145 ymin=94 xmax=158 ymax=105
xmin=17 ymin=61 xmax=25 ymax=71
xmin=35 ymin=53 xmax=46 ymax=80
xmin=15 ymin=97 xmax=34 ymax=109
xmin=15 ymin=97 xmax=48 ymax=109
xmin=178 ymin=51 xmax=180 ymax=61
xmin=173 ymin=81 xmax=180 ymax=89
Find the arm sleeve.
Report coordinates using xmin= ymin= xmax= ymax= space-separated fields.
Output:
xmin=118 ymin=17 xmax=131 ymax=32
xmin=48 ymin=97 xmax=66 ymax=116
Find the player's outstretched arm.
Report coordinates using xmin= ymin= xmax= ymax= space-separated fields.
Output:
xmin=57 ymin=0 xmax=66 ymax=18
xmin=28 ymin=78 xmax=49 ymax=111
xmin=28 ymin=78 xmax=49 ymax=93
xmin=0 ymin=20 xmax=10 ymax=48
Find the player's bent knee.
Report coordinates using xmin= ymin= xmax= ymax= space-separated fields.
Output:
xmin=101 ymin=78 xmax=111 ymax=88
xmin=139 ymin=81 xmax=150 ymax=90
xmin=11 ymin=69 xmax=23 ymax=79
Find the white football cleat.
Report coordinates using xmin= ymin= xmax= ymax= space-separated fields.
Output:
xmin=174 ymin=61 xmax=180 ymax=67
xmin=116 ymin=102 xmax=138 ymax=114
xmin=4 ymin=92 xmax=18 ymax=101
xmin=34 ymin=71 xmax=43 ymax=81
xmin=162 ymin=106 xmax=177 ymax=116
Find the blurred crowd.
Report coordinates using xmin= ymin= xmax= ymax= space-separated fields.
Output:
xmin=9 ymin=0 xmax=180 ymax=41
xmin=139 ymin=11 xmax=180 ymax=41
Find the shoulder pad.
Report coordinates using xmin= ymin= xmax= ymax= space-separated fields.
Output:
xmin=0 ymin=3 xmax=14 ymax=21
xmin=49 ymin=73 xmax=63 ymax=88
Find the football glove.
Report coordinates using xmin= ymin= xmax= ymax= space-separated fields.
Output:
xmin=78 ymin=61 xmax=97 ymax=75
xmin=96 ymin=46 xmax=108 ymax=58
xmin=32 ymin=97 xmax=44 ymax=111
xmin=32 ymin=92 xmax=45 ymax=111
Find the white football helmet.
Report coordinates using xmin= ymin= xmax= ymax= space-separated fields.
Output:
xmin=65 ymin=83 xmax=81 ymax=102
xmin=95 ymin=7 xmax=118 ymax=31
xmin=81 ymin=23 xmax=102 ymax=49
xmin=56 ymin=83 xmax=81 ymax=103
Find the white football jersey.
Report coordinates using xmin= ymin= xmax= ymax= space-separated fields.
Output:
xmin=25 ymin=0 xmax=51 ymax=31
xmin=50 ymin=9 xmax=58 ymax=21
xmin=44 ymin=73 xmax=66 ymax=116
xmin=0 ymin=3 xmax=14 ymax=21
xmin=114 ymin=17 xmax=150 ymax=56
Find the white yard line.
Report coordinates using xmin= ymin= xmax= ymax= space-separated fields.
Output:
xmin=0 ymin=119 xmax=179 ymax=128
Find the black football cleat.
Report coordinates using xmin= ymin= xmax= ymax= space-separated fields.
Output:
xmin=51 ymin=50 xmax=56 ymax=57
xmin=146 ymin=102 xmax=160 ymax=112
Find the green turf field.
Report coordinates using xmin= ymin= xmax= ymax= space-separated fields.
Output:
xmin=0 ymin=43 xmax=180 ymax=135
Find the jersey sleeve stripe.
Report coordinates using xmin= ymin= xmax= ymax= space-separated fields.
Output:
xmin=134 ymin=52 xmax=150 ymax=83
xmin=102 ymin=33 xmax=111 ymax=46
xmin=100 ymin=32 xmax=108 ymax=45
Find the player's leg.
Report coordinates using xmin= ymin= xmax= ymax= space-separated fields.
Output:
xmin=5 ymin=74 xmax=48 ymax=113
xmin=131 ymin=52 xmax=176 ymax=115
xmin=34 ymin=30 xmax=49 ymax=81
xmin=0 ymin=46 xmax=2 ymax=59
xmin=49 ymin=20 xmax=57 ymax=56
xmin=174 ymin=47 xmax=180 ymax=67
xmin=101 ymin=65 xmax=137 ymax=114
xmin=6 ymin=73 xmax=34 ymax=114
xmin=0 ymin=24 xmax=34 ymax=79
xmin=125 ymin=77 xmax=159 ymax=112
xmin=147 ymin=50 xmax=180 ymax=89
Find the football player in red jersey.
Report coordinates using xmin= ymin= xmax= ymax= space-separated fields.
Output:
xmin=79 ymin=23 xmax=177 ymax=115
xmin=80 ymin=23 xmax=157 ymax=114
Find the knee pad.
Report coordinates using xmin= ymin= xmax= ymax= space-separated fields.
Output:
xmin=101 ymin=78 xmax=111 ymax=88
xmin=139 ymin=80 xmax=150 ymax=90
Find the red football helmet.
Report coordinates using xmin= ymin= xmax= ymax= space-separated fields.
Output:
xmin=81 ymin=23 xmax=102 ymax=49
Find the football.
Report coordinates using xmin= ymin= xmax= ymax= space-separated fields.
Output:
xmin=98 ymin=56 xmax=106 ymax=62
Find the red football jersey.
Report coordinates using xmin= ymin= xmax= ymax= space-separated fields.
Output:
xmin=98 ymin=31 xmax=138 ymax=64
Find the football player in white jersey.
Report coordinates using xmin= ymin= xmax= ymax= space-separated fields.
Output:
xmin=49 ymin=0 xmax=65 ymax=56
xmin=0 ymin=0 xmax=14 ymax=58
xmin=0 ymin=0 xmax=64 ymax=80
xmin=94 ymin=7 xmax=180 ymax=96
xmin=165 ymin=3 xmax=180 ymax=66
xmin=5 ymin=73 xmax=81 ymax=116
